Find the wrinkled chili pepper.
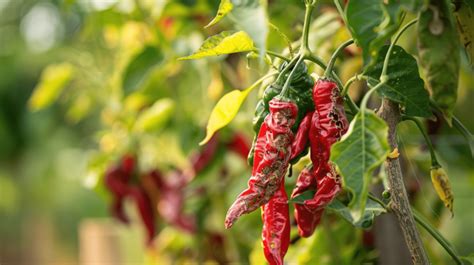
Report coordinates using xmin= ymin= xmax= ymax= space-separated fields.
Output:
xmin=290 ymin=78 xmax=348 ymax=237
xmin=262 ymin=180 xmax=290 ymax=265
xmin=248 ymin=62 xmax=314 ymax=165
xmin=225 ymin=98 xmax=298 ymax=229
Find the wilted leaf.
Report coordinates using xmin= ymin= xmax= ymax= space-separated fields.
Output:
xmin=123 ymin=46 xmax=163 ymax=96
xmin=430 ymin=166 xmax=454 ymax=217
xmin=455 ymin=1 xmax=474 ymax=65
xmin=29 ymin=63 xmax=74 ymax=111
xmin=179 ymin=31 xmax=254 ymax=60
xmin=327 ymin=198 xmax=386 ymax=228
xmin=330 ymin=110 xmax=390 ymax=221
xmin=205 ymin=0 xmax=233 ymax=28
xmin=346 ymin=0 xmax=402 ymax=65
xmin=134 ymin=98 xmax=175 ymax=133
xmin=418 ymin=0 xmax=460 ymax=123
xmin=365 ymin=45 xmax=431 ymax=117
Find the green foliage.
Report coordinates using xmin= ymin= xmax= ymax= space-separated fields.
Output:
xmin=365 ymin=45 xmax=431 ymax=117
xmin=330 ymin=111 xmax=389 ymax=221
xmin=123 ymin=46 xmax=164 ymax=96
xmin=345 ymin=0 xmax=402 ymax=65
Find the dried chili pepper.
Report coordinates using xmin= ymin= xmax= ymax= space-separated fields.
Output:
xmin=191 ymin=134 xmax=220 ymax=174
xmin=225 ymin=98 xmax=298 ymax=228
xmin=248 ymin=62 xmax=314 ymax=165
xmin=290 ymin=78 xmax=348 ymax=237
xmin=262 ymin=181 xmax=290 ymax=265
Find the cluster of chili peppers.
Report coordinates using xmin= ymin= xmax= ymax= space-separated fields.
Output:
xmin=225 ymin=61 xmax=349 ymax=264
xmin=104 ymin=132 xmax=250 ymax=246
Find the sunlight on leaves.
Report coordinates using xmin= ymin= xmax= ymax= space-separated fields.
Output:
xmin=179 ymin=31 xmax=254 ymax=60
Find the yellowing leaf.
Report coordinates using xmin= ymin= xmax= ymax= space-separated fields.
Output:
xmin=430 ymin=167 xmax=454 ymax=217
xmin=179 ymin=31 xmax=254 ymax=60
xmin=134 ymin=98 xmax=175 ymax=133
xmin=29 ymin=63 xmax=74 ymax=111
xmin=205 ymin=0 xmax=233 ymax=28
xmin=387 ymin=148 xmax=399 ymax=159
xmin=200 ymin=73 xmax=276 ymax=145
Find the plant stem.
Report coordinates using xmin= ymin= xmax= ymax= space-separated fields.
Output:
xmin=253 ymin=49 xmax=290 ymax=61
xmin=333 ymin=0 xmax=347 ymax=24
xmin=412 ymin=209 xmax=463 ymax=265
xmin=301 ymin=2 xmax=315 ymax=54
xmin=341 ymin=75 xmax=358 ymax=96
xmin=377 ymin=99 xmax=430 ymax=264
xmin=402 ymin=116 xmax=440 ymax=167
xmin=280 ymin=56 xmax=305 ymax=97
xmin=324 ymin=39 xmax=354 ymax=77
xmin=361 ymin=81 xmax=385 ymax=112
xmin=369 ymin=194 xmax=463 ymax=265
xmin=381 ymin=18 xmax=417 ymax=80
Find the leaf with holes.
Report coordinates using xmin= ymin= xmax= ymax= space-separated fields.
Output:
xmin=179 ymin=31 xmax=254 ymax=60
xmin=330 ymin=110 xmax=389 ymax=222
xmin=365 ymin=45 xmax=431 ymax=117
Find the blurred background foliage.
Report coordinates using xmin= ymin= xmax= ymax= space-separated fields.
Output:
xmin=0 ymin=0 xmax=472 ymax=264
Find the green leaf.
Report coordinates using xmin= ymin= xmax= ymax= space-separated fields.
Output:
xmin=205 ymin=0 xmax=233 ymax=28
xmin=365 ymin=45 xmax=431 ymax=117
xmin=179 ymin=31 xmax=255 ymax=60
xmin=134 ymin=98 xmax=175 ymax=133
xmin=346 ymin=0 xmax=402 ymax=65
xmin=455 ymin=0 xmax=474 ymax=66
xmin=418 ymin=0 xmax=460 ymax=123
xmin=123 ymin=46 xmax=163 ymax=96
xmin=29 ymin=63 xmax=74 ymax=111
xmin=461 ymin=253 xmax=474 ymax=265
xmin=399 ymin=0 xmax=427 ymax=12
xmin=327 ymin=198 xmax=386 ymax=228
xmin=330 ymin=110 xmax=390 ymax=222
xmin=229 ymin=0 xmax=268 ymax=58
xmin=288 ymin=190 xmax=315 ymax=204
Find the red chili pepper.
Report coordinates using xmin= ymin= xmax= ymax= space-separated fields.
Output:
xmin=290 ymin=165 xmax=320 ymax=237
xmin=290 ymin=78 xmax=348 ymax=237
xmin=225 ymin=98 xmax=298 ymax=229
xmin=226 ymin=132 xmax=251 ymax=160
xmin=128 ymin=186 xmax=156 ymax=245
xmin=262 ymin=181 xmax=290 ymax=265
xmin=191 ymin=134 xmax=220 ymax=174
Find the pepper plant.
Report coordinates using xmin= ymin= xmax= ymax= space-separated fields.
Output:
xmin=25 ymin=0 xmax=474 ymax=264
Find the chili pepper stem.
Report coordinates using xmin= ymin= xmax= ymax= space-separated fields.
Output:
xmin=253 ymin=49 xmax=290 ymax=62
xmin=324 ymin=39 xmax=354 ymax=77
xmin=280 ymin=55 xmax=305 ymax=97
xmin=401 ymin=115 xmax=441 ymax=168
